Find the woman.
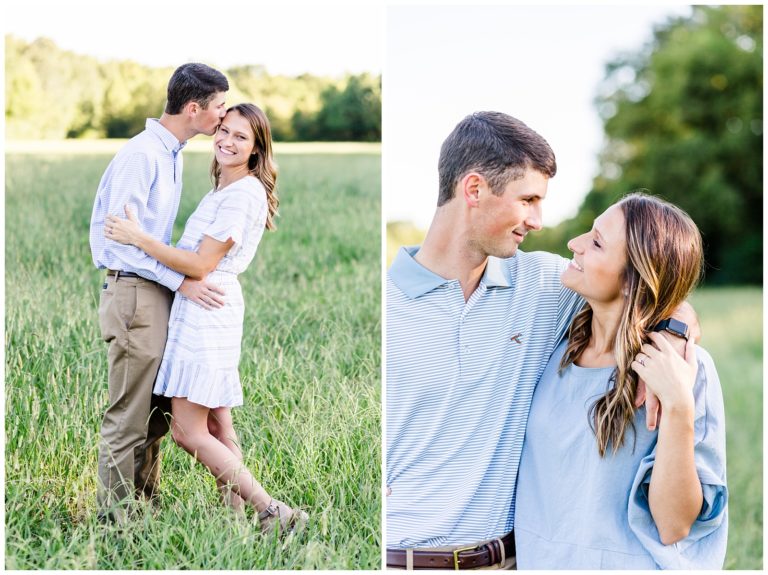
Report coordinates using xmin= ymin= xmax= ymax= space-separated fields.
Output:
xmin=514 ymin=193 xmax=727 ymax=569
xmin=105 ymin=103 xmax=308 ymax=534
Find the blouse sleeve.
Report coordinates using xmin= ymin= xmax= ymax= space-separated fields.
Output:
xmin=627 ymin=346 xmax=728 ymax=569
xmin=203 ymin=185 xmax=264 ymax=257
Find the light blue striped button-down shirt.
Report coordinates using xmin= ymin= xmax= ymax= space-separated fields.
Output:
xmin=386 ymin=246 xmax=583 ymax=548
xmin=89 ymin=119 xmax=186 ymax=291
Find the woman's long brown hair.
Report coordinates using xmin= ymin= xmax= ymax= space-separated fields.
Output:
xmin=210 ymin=103 xmax=279 ymax=230
xmin=560 ymin=192 xmax=704 ymax=456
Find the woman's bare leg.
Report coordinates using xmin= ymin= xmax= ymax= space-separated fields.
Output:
xmin=207 ymin=408 xmax=245 ymax=511
xmin=171 ymin=397 xmax=271 ymax=511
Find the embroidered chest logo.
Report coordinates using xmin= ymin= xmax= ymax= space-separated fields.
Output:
xmin=510 ymin=332 xmax=523 ymax=344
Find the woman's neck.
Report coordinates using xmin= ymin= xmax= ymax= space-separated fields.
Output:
xmin=578 ymin=301 xmax=624 ymax=368
xmin=217 ymin=165 xmax=250 ymax=191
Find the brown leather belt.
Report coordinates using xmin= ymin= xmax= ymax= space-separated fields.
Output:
xmin=107 ymin=270 xmax=142 ymax=279
xmin=386 ymin=530 xmax=515 ymax=570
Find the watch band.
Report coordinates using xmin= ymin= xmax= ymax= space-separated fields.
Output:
xmin=652 ymin=318 xmax=689 ymax=340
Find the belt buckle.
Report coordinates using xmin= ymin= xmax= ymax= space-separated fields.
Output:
xmin=452 ymin=545 xmax=477 ymax=570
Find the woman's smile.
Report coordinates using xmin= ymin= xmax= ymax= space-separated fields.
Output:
xmin=568 ymin=259 xmax=583 ymax=272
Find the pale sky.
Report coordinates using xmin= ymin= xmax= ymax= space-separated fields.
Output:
xmin=384 ymin=5 xmax=693 ymax=228
xmin=4 ymin=1 xmax=383 ymax=76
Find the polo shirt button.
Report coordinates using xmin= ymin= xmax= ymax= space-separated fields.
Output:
xmin=463 ymin=345 xmax=470 ymax=354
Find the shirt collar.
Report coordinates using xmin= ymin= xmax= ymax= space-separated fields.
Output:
xmin=146 ymin=118 xmax=186 ymax=153
xmin=389 ymin=246 xmax=512 ymax=299
xmin=483 ymin=255 xmax=513 ymax=288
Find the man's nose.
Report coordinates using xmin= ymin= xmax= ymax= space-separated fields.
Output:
xmin=525 ymin=205 xmax=543 ymax=231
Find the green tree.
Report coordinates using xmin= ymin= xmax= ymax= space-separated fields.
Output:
xmin=6 ymin=35 xmax=45 ymax=136
xmin=6 ymin=36 xmax=103 ymax=138
xmin=228 ymin=66 xmax=333 ymax=141
xmin=526 ymin=6 xmax=762 ymax=284
xmin=312 ymin=74 xmax=382 ymax=141
xmin=101 ymin=61 xmax=170 ymax=137
xmin=6 ymin=35 xmax=381 ymax=143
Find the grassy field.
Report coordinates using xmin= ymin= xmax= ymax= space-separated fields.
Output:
xmin=5 ymin=147 xmax=381 ymax=569
xmin=688 ymin=287 xmax=763 ymax=570
xmin=388 ymin=227 xmax=763 ymax=569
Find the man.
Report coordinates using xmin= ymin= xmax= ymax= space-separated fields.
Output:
xmin=89 ymin=63 xmax=229 ymax=522
xmin=386 ymin=112 xmax=580 ymax=569
xmin=385 ymin=112 xmax=689 ymax=569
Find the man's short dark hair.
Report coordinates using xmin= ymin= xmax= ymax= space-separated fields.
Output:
xmin=437 ymin=112 xmax=557 ymax=206
xmin=165 ymin=63 xmax=229 ymax=114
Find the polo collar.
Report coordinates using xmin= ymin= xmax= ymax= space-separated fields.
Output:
xmin=483 ymin=255 xmax=513 ymax=288
xmin=146 ymin=118 xmax=187 ymax=154
xmin=389 ymin=246 xmax=512 ymax=299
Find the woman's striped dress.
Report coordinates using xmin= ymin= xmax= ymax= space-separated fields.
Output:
xmin=153 ymin=175 xmax=268 ymax=408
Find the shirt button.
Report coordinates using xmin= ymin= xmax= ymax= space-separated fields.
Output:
xmin=463 ymin=345 xmax=470 ymax=354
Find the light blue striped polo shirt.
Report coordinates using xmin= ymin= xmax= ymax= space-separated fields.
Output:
xmin=89 ymin=119 xmax=186 ymax=291
xmin=386 ymin=245 xmax=583 ymax=548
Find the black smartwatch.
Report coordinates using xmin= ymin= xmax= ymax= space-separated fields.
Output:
xmin=652 ymin=318 xmax=689 ymax=341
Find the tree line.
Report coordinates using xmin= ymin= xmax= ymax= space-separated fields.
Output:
xmin=5 ymin=35 xmax=381 ymax=142
xmin=523 ymin=5 xmax=762 ymax=285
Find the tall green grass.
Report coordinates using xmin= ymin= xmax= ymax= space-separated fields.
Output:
xmin=688 ymin=287 xmax=763 ymax=569
xmin=5 ymin=149 xmax=381 ymax=569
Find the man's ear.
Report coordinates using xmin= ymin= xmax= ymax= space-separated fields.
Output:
xmin=461 ymin=172 xmax=485 ymax=208
xmin=184 ymin=100 xmax=200 ymax=118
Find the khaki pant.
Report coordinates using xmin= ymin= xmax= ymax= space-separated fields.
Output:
xmin=96 ymin=274 xmax=173 ymax=520
xmin=388 ymin=533 xmax=517 ymax=570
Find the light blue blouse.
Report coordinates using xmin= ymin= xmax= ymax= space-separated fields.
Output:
xmin=514 ymin=340 xmax=728 ymax=569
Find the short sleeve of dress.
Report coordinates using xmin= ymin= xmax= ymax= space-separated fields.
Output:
xmin=627 ymin=347 xmax=728 ymax=569
xmin=203 ymin=180 xmax=265 ymax=257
